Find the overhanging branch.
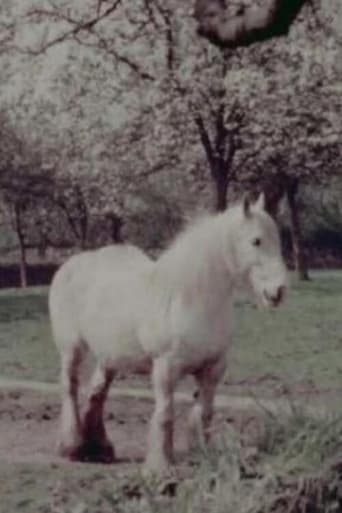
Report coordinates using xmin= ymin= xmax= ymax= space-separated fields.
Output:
xmin=24 ymin=0 xmax=123 ymax=55
xmin=12 ymin=0 xmax=155 ymax=81
xmin=194 ymin=0 xmax=309 ymax=48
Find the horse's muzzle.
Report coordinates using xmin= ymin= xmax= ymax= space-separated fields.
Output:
xmin=263 ymin=285 xmax=286 ymax=307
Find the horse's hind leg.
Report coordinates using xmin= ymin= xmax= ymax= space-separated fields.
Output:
xmin=187 ymin=357 xmax=226 ymax=450
xmin=81 ymin=364 xmax=116 ymax=463
xmin=58 ymin=343 xmax=86 ymax=460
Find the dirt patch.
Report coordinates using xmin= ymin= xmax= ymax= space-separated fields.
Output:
xmin=0 ymin=388 xmax=264 ymax=469
xmin=1 ymin=388 xmax=341 ymax=513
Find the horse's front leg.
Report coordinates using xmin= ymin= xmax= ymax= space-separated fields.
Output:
xmin=187 ymin=356 xmax=227 ymax=450
xmin=145 ymin=356 xmax=180 ymax=475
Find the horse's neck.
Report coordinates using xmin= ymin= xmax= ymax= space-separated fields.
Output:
xmin=154 ymin=216 xmax=234 ymax=308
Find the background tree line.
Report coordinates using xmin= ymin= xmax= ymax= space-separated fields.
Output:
xmin=0 ymin=0 xmax=341 ymax=286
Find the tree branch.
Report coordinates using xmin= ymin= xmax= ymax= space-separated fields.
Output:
xmin=214 ymin=102 xmax=227 ymax=158
xmin=73 ymin=29 xmax=155 ymax=81
xmin=23 ymin=0 xmax=123 ymax=55
xmin=224 ymin=130 xmax=237 ymax=175
xmin=194 ymin=114 xmax=216 ymax=173
xmin=154 ymin=1 xmax=175 ymax=72
xmin=18 ymin=0 xmax=157 ymax=81
xmin=134 ymin=158 xmax=179 ymax=182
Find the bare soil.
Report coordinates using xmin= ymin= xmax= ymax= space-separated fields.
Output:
xmin=0 ymin=387 xmax=264 ymax=469
xmin=1 ymin=384 xmax=340 ymax=513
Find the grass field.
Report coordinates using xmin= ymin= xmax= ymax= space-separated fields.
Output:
xmin=0 ymin=271 xmax=341 ymax=392
xmin=0 ymin=411 xmax=342 ymax=513
xmin=0 ymin=271 xmax=341 ymax=513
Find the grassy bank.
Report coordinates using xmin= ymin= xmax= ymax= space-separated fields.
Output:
xmin=0 ymin=273 xmax=342 ymax=512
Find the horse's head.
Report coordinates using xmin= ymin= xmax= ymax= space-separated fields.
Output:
xmin=226 ymin=194 xmax=288 ymax=308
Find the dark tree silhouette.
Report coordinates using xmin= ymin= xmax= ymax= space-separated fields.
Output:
xmin=194 ymin=0 xmax=308 ymax=48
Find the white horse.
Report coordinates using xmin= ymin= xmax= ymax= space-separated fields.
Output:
xmin=49 ymin=194 xmax=287 ymax=473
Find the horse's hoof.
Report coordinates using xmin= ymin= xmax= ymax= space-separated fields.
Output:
xmin=58 ymin=442 xmax=85 ymax=462
xmin=58 ymin=440 xmax=116 ymax=464
xmin=143 ymin=457 xmax=175 ymax=479
xmin=79 ymin=440 xmax=116 ymax=464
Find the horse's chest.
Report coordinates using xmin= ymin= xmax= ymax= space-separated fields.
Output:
xmin=139 ymin=292 xmax=233 ymax=363
xmin=172 ymin=297 xmax=233 ymax=352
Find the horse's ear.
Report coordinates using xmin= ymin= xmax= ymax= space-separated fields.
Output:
xmin=243 ymin=194 xmax=252 ymax=218
xmin=254 ymin=192 xmax=265 ymax=211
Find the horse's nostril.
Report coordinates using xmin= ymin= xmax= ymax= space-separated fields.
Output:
xmin=273 ymin=285 xmax=286 ymax=305
xmin=264 ymin=286 xmax=286 ymax=306
xmin=277 ymin=285 xmax=286 ymax=301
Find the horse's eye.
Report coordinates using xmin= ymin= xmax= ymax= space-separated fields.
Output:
xmin=253 ymin=238 xmax=261 ymax=247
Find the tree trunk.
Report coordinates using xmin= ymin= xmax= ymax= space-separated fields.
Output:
xmin=106 ymin=212 xmax=123 ymax=243
xmin=14 ymin=203 xmax=28 ymax=288
xmin=194 ymin=0 xmax=308 ymax=49
xmin=18 ymin=240 xmax=28 ymax=288
xmin=37 ymin=239 xmax=48 ymax=259
xmin=194 ymin=109 xmax=236 ymax=214
xmin=286 ymin=182 xmax=310 ymax=281
xmin=37 ymin=224 xmax=48 ymax=259
xmin=215 ymin=174 xmax=228 ymax=212
xmin=262 ymin=174 xmax=287 ymax=221
xmin=75 ymin=186 xmax=88 ymax=249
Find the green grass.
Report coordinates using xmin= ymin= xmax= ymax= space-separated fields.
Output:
xmin=0 ymin=275 xmax=342 ymax=512
xmin=0 ymin=287 xmax=58 ymax=383
xmin=0 ymin=462 xmax=139 ymax=513
xmin=0 ymin=412 xmax=341 ymax=513
xmin=0 ymin=271 xmax=342 ymax=391
xmin=232 ymin=270 xmax=342 ymax=393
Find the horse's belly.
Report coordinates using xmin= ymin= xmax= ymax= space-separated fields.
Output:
xmin=83 ymin=321 xmax=145 ymax=364
xmin=79 ymin=273 xmax=149 ymax=364
xmin=104 ymin=354 xmax=152 ymax=375
xmin=184 ymin=320 xmax=232 ymax=363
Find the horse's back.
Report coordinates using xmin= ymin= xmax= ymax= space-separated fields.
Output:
xmin=49 ymin=244 xmax=152 ymax=351
xmin=94 ymin=244 xmax=151 ymax=269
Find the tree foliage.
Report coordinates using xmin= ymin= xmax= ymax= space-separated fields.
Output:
xmin=0 ymin=0 xmax=341 ymax=283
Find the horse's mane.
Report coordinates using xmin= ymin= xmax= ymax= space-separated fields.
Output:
xmin=153 ymin=203 xmax=242 ymax=302
xmin=159 ymin=212 xmax=216 ymax=259
xmin=159 ymin=202 xmax=243 ymax=259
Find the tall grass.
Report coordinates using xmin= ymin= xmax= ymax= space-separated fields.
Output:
xmin=78 ymin=411 xmax=342 ymax=513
